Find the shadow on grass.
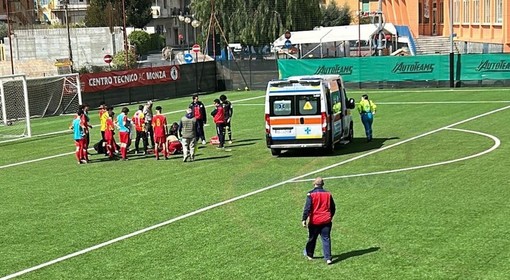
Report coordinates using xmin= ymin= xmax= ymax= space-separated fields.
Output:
xmin=339 ymin=137 xmax=400 ymax=155
xmin=192 ymin=155 xmax=231 ymax=162
xmin=228 ymin=142 xmax=256 ymax=148
xmin=331 ymin=247 xmax=380 ymax=264
xmin=276 ymin=137 xmax=399 ymax=158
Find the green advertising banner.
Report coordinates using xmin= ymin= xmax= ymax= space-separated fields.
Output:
xmin=458 ymin=54 xmax=510 ymax=81
xmin=277 ymin=54 xmax=510 ymax=83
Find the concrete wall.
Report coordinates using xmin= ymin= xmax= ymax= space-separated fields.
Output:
xmin=3 ymin=27 xmax=125 ymax=71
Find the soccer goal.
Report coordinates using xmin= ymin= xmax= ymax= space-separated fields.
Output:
xmin=0 ymin=74 xmax=31 ymax=139
xmin=0 ymin=73 xmax=82 ymax=141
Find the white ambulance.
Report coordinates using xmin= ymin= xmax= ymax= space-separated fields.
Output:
xmin=265 ymin=75 xmax=355 ymax=156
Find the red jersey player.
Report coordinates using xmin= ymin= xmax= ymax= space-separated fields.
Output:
xmin=104 ymin=111 xmax=117 ymax=159
xmin=152 ymin=106 xmax=168 ymax=160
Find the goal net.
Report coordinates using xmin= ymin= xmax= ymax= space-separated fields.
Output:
xmin=0 ymin=73 xmax=82 ymax=141
xmin=0 ymin=74 xmax=31 ymax=139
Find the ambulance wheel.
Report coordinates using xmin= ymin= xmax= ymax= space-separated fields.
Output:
xmin=348 ymin=122 xmax=354 ymax=142
xmin=271 ymin=148 xmax=281 ymax=156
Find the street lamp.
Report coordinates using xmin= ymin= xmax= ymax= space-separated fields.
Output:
xmin=191 ymin=19 xmax=201 ymax=43
xmin=178 ymin=15 xmax=191 ymax=52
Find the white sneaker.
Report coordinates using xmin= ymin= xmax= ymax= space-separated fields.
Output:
xmin=228 ymin=140 xmax=232 ymax=144
xmin=202 ymin=140 xmax=206 ymax=145
xmin=303 ymin=249 xmax=313 ymax=261
xmin=326 ymin=259 xmax=332 ymax=265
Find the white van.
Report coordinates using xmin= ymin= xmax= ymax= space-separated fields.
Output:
xmin=265 ymin=75 xmax=355 ymax=156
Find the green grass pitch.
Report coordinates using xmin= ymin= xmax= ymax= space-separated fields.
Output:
xmin=1 ymin=88 xmax=510 ymax=279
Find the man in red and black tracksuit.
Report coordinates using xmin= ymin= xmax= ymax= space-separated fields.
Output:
xmin=189 ymin=94 xmax=207 ymax=145
xmin=302 ymin=177 xmax=336 ymax=265
xmin=211 ymin=98 xmax=225 ymax=149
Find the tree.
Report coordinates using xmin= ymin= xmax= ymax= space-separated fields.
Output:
xmin=85 ymin=0 xmax=152 ymax=29
xmin=191 ymin=0 xmax=322 ymax=46
xmin=84 ymin=0 xmax=107 ymax=27
xmin=321 ymin=1 xmax=352 ymax=27
xmin=129 ymin=30 xmax=151 ymax=55
xmin=125 ymin=0 xmax=152 ymax=28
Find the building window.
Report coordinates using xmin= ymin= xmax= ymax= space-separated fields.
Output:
xmin=453 ymin=0 xmax=460 ymax=24
xmin=473 ymin=0 xmax=480 ymax=24
xmin=483 ymin=0 xmax=491 ymax=24
xmin=495 ymin=0 xmax=503 ymax=24
xmin=462 ymin=0 xmax=469 ymax=23
xmin=362 ymin=0 xmax=369 ymax=12
xmin=419 ymin=3 xmax=423 ymax=24
xmin=439 ymin=1 xmax=444 ymax=23
xmin=423 ymin=1 xmax=430 ymax=24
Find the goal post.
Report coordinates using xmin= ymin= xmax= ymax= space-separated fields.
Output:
xmin=0 ymin=74 xmax=31 ymax=139
xmin=0 ymin=73 xmax=82 ymax=142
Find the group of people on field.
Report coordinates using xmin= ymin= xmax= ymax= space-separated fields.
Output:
xmin=71 ymin=94 xmax=233 ymax=164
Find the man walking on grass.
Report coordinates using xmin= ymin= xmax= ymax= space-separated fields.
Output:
xmin=302 ymin=177 xmax=336 ymax=265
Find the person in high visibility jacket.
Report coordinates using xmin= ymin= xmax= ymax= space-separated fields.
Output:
xmin=357 ymin=94 xmax=377 ymax=142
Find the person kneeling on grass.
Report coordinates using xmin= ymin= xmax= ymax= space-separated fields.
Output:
xmin=167 ymin=122 xmax=183 ymax=155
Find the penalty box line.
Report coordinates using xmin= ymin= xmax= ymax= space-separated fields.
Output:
xmin=1 ymin=104 xmax=509 ymax=280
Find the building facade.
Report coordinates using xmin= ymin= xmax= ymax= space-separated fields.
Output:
xmin=326 ymin=0 xmax=510 ymax=52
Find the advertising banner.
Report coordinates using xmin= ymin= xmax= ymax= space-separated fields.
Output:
xmin=80 ymin=65 xmax=180 ymax=93
xmin=278 ymin=56 xmax=450 ymax=82
xmin=278 ymin=54 xmax=510 ymax=83
xmin=458 ymin=54 xmax=510 ymax=80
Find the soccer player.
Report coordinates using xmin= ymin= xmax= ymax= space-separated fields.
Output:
xmin=80 ymin=104 xmax=92 ymax=154
xmin=132 ymin=105 xmax=148 ymax=154
xmin=189 ymin=94 xmax=207 ymax=145
xmin=152 ymin=106 xmax=168 ymax=160
xmin=211 ymin=99 xmax=226 ymax=149
xmin=116 ymin=107 xmax=130 ymax=160
xmin=99 ymin=103 xmax=109 ymax=155
xmin=72 ymin=109 xmax=87 ymax=164
xmin=220 ymin=94 xmax=233 ymax=144
xmin=104 ymin=111 xmax=117 ymax=159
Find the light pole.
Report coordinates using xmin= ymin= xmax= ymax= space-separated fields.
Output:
xmin=357 ymin=9 xmax=361 ymax=57
xmin=178 ymin=15 xmax=191 ymax=53
xmin=191 ymin=19 xmax=200 ymax=43
xmin=64 ymin=0 xmax=74 ymax=72
xmin=4 ymin=0 xmax=14 ymax=74
xmin=121 ymin=0 xmax=129 ymax=69
xmin=449 ymin=0 xmax=455 ymax=88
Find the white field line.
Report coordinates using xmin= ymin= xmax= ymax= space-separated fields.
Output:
xmin=1 ymin=105 xmax=508 ymax=279
xmin=0 ymin=95 xmax=266 ymax=145
xmin=378 ymin=101 xmax=510 ymax=105
xmin=233 ymin=101 xmax=510 ymax=106
xmin=359 ymin=88 xmax=510 ymax=93
xmin=292 ymin=128 xmax=500 ymax=183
